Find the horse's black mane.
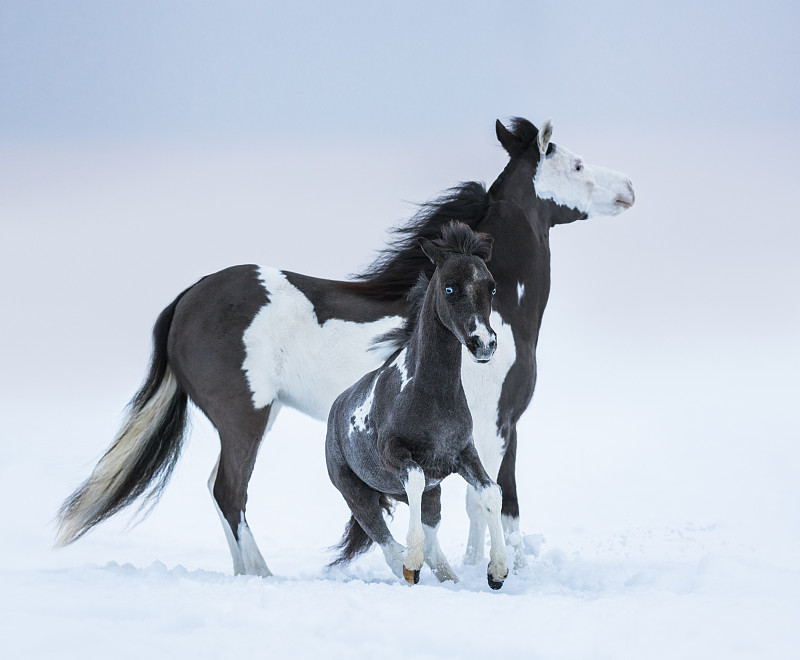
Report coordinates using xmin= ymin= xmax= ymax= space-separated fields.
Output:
xmin=349 ymin=181 xmax=490 ymax=300
xmin=507 ymin=117 xmax=539 ymax=149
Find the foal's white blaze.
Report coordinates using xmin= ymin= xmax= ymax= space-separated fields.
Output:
xmin=404 ymin=468 xmax=426 ymax=572
xmin=470 ymin=315 xmax=493 ymax=346
xmin=516 ymin=282 xmax=525 ymax=305
xmin=243 ymin=267 xmax=403 ymax=418
xmin=533 ymin=120 xmax=635 ymax=218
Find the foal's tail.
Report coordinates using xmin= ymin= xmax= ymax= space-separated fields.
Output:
xmin=329 ymin=495 xmax=393 ymax=565
xmin=55 ymin=288 xmax=193 ymax=547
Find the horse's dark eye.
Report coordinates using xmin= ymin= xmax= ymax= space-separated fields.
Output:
xmin=445 ymin=287 xmax=453 ymax=295
xmin=575 ymin=161 xmax=583 ymax=172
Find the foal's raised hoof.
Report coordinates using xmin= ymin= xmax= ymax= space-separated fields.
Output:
xmin=403 ymin=566 xmax=420 ymax=585
xmin=487 ymin=570 xmax=508 ymax=590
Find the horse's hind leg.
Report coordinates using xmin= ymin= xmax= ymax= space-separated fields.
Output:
xmin=421 ymin=485 xmax=459 ymax=583
xmin=209 ymin=402 xmax=281 ymax=576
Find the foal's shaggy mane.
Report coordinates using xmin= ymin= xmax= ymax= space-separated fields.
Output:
xmin=372 ymin=273 xmax=430 ymax=350
xmin=346 ymin=182 xmax=491 ymax=300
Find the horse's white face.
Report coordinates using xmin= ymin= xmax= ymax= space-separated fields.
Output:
xmin=533 ymin=120 xmax=635 ymax=219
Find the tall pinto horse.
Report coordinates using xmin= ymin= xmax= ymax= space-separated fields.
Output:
xmin=56 ymin=118 xmax=635 ymax=577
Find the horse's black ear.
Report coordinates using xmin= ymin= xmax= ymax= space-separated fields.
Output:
xmin=476 ymin=234 xmax=493 ymax=263
xmin=419 ymin=238 xmax=442 ymax=265
xmin=496 ymin=119 xmax=523 ymax=156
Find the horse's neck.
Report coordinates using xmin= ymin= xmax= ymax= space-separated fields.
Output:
xmin=480 ymin=196 xmax=552 ymax=341
xmin=407 ymin=298 xmax=463 ymax=400
xmin=489 ymin=159 xmax=558 ymax=236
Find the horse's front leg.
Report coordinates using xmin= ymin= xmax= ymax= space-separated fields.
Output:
xmin=381 ymin=443 xmax=426 ymax=585
xmin=497 ymin=425 xmax=527 ymax=572
xmin=456 ymin=444 xmax=508 ymax=590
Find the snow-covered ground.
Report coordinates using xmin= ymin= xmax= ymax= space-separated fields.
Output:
xmin=2 ymin=129 xmax=799 ymax=658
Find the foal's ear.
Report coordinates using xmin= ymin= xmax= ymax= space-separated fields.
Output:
xmin=537 ymin=118 xmax=553 ymax=155
xmin=419 ymin=238 xmax=442 ymax=265
xmin=475 ymin=234 xmax=494 ymax=263
xmin=496 ymin=119 xmax=523 ymax=156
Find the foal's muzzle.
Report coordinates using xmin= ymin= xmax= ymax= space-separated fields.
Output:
xmin=467 ymin=334 xmax=497 ymax=363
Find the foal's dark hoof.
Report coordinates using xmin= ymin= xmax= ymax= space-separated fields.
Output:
xmin=487 ymin=571 xmax=507 ymax=590
xmin=403 ymin=566 xmax=420 ymax=585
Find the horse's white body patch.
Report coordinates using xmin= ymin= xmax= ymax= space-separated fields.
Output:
xmin=242 ymin=267 xmax=403 ymax=418
xmin=392 ymin=348 xmax=412 ymax=392
xmin=350 ymin=376 xmax=378 ymax=435
xmin=461 ymin=311 xmax=516 ymax=479
xmin=534 ymin=143 xmax=634 ymax=218
xmin=517 ymin=282 xmax=525 ymax=305
xmin=460 ymin=310 xmax=516 ymax=563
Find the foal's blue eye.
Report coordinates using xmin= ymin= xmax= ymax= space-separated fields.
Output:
xmin=492 ymin=288 xmax=497 ymax=295
xmin=445 ymin=287 xmax=453 ymax=295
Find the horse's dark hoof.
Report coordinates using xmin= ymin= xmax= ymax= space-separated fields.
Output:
xmin=403 ymin=566 xmax=420 ymax=585
xmin=487 ymin=566 xmax=508 ymax=590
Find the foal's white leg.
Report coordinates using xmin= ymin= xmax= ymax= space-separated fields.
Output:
xmin=403 ymin=468 xmax=426 ymax=584
xmin=464 ymin=484 xmax=488 ymax=564
xmin=207 ymin=459 xmax=272 ymax=577
xmin=479 ymin=484 xmax=508 ymax=588
xmin=379 ymin=539 xmax=407 ymax=581
xmin=423 ymin=524 xmax=459 ymax=583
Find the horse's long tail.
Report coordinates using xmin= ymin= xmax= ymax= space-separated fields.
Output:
xmin=329 ymin=495 xmax=393 ymax=565
xmin=55 ymin=287 xmax=193 ymax=546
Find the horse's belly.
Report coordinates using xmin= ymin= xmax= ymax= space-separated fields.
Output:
xmin=242 ymin=267 xmax=403 ymax=420
xmin=461 ymin=310 xmax=517 ymax=479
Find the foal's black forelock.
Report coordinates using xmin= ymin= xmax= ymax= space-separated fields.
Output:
xmin=431 ymin=221 xmax=493 ymax=263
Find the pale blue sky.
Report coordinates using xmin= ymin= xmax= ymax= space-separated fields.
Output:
xmin=1 ymin=0 xmax=797 ymax=143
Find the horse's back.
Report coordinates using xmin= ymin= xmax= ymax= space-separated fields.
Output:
xmin=167 ymin=264 xmax=406 ymax=423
